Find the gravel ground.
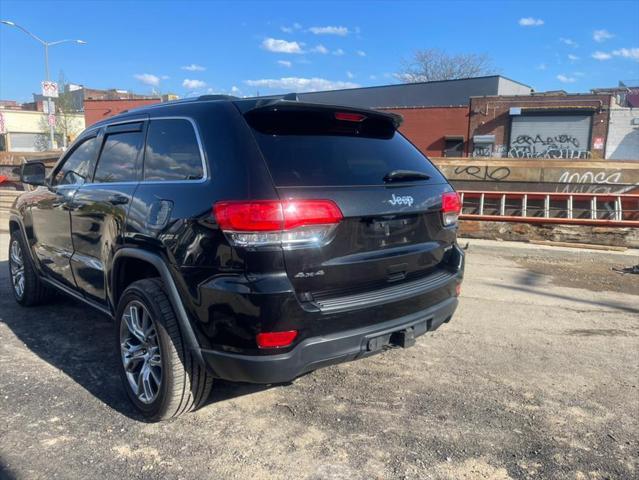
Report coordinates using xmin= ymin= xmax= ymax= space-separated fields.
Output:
xmin=0 ymin=233 xmax=637 ymax=480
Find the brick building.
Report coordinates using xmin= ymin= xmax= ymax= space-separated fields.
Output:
xmin=468 ymin=93 xmax=613 ymax=159
xmin=84 ymin=98 xmax=162 ymax=126
xmin=296 ymin=75 xmax=532 ymax=158
xmin=381 ymin=106 xmax=469 ymax=157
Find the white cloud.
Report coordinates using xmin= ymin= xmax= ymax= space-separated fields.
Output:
xmin=277 ymin=60 xmax=292 ymax=67
xmin=310 ymin=44 xmax=328 ymax=54
xmin=262 ymin=38 xmax=304 ymax=54
xmin=593 ymin=29 xmax=614 ymax=43
xmin=592 ymin=51 xmax=612 ymax=60
xmin=346 ymin=71 xmax=354 ymax=79
xmin=556 ymin=74 xmax=576 ymax=83
xmin=559 ymin=37 xmax=578 ymax=47
xmin=536 ymin=63 xmax=547 ymax=70
xmin=181 ymin=64 xmax=206 ymax=72
xmin=134 ymin=73 xmax=160 ymax=87
xmin=161 ymin=75 xmax=170 ymax=80
xmin=612 ymin=47 xmax=639 ymax=60
xmin=245 ymin=77 xmax=359 ymax=92
xmin=230 ymin=86 xmax=241 ymax=95
xmin=308 ymin=26 xmax=349 ymax=36
xmin=332 ymin=48 xmax=345 ymax=56
xmin=519 ymin=17 xmax=544 ymax=27
xmin=369 ymin=74 xmax=377 ymax=80
xmin=281 ymin=22 xmax=303 ymax=33
xmin=356 ymin=50 xmax=366 ymax=57
xmin=182 ymin=78 xmax=207 ymax=89
xmin=567 ymin=54 xmax=579 ymax=61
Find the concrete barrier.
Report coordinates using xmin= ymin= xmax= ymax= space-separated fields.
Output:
xmin=432 ymin=157 xmax=639 ymax=194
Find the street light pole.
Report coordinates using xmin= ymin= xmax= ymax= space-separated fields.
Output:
xmin=1 ymin=20 xmax=86 ymax=150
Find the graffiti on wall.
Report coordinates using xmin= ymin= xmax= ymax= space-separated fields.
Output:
xmin=509 ymin=134 xmax=592 ymax=159
xmin=472 ymin=144 xmax=507 ymax=158
xmin=453 ymin=165 xmax=511 ymax=181
xmin=556 ymin=170 xmax=639 ymax=194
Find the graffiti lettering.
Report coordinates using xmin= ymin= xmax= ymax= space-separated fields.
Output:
xmin=508 ymin=133 xmax=591 ymax=159
xmin=472 ymin=144 xmax=507 ymax=158
xmin=509 ymin=147 xmax=592 ymax=159
xmin=556 ymin=170 xmax=634 ymax=193
xmin=453 ymin=165 xmax=511 ymax=181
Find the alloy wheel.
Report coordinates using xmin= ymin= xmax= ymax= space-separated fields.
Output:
xmin=9 ymin=239 xmax=25 ymax=300
xmin=120 ymin=300 xmax=163 ymax=404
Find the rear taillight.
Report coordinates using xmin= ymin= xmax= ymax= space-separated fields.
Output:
xmin=256 ymin=330 xmax=298 ymax=349
xmin=213 ymin=199 xmax=343 ymax=248
xmin=441 ymin=192 xmax=461 ymax=227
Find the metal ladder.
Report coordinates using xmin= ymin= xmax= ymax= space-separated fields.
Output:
xmin=458 ymin=190 xmax=639 ymax=227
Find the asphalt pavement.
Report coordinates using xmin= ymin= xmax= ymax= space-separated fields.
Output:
xmin=0 ymin=233 xmax=637 ymax=480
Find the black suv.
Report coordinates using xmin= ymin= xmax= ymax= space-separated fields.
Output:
xmin=8 ymin=95 xmax=464 ymax=421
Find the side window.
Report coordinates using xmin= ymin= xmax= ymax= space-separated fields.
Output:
xmin=144 ymin=119 xmax=203 ymax=181
xmin=93 ymin=131 xmax=144 ymax=183
xmin=52 ymin=137 xmax=99 ymax=186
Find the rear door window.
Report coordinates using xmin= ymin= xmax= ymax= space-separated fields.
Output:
xmin=143 ymin=119 xmax=203 ymax=181
xmin=93 ymin=129 xmax=144 ymax=183
xmin=246 ymin=108 xmax=445 ymax=187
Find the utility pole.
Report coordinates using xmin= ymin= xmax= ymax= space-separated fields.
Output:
xmin=1 ymin=20 xmax=86 ymax=150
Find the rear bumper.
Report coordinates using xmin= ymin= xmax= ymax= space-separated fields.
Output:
xmin=201 ymin=296 xmax=458 ymax=384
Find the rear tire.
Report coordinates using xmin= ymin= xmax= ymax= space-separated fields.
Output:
xmin=8 ymin=229 xmax=54 ymax=306
xmin=115 ymin=278 xmax=213 ymax=421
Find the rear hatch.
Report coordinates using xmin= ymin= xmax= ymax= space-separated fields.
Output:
xmin=240 ymin=102 xmax=457 ymax=307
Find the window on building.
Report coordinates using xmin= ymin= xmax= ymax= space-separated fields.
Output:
xmin=52 ymin=136 xmax=99 ymax=186
xmin=93 ymin=130 xmax=143 ymax=183
xmin=143 ymin=119 xmax=203 ymax=181
xmin=443 ymin=136 xmax=464 ymax=157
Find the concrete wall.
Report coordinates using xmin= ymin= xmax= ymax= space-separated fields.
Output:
xmin=606 ymin=107 xmax=639 ymax=160
xmin=432 ymin=157 xmax=639 ymax=194
xmin=468 ymin=94 xmax=612 ymax=159
xmin=382 ymin=107 xmax=469 ymax=157
xmin=497 ymin=77 xmax=535 ymax=96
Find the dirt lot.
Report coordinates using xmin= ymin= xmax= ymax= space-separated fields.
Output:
xmin=0 ymin=234 xmax=637 ymax=480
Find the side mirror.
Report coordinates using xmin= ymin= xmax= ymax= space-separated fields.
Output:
xmin=21 ymin=161 xmax=47 ymax=186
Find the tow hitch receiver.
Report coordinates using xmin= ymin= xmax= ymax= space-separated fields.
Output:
xmin=391 ymin=327 xmax=416 ymax=348
xmin=367 ymin=326 xmax=417 ymax=352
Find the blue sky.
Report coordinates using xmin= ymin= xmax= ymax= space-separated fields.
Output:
xmin=1 ymin=0 xmax=638 ymax=102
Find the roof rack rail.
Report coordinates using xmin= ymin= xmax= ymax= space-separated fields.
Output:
xmin=197 ymin=94 xmax=238 ymax=101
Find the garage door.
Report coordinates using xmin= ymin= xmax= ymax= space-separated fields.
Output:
xmin=9 ymin=132 xmax=62 ymax=152
xmin=509 ymin=115 xmax=592 ymax=159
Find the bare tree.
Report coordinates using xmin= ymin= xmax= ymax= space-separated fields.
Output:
xmin=397 ymin=49 xmax=497 ymax=83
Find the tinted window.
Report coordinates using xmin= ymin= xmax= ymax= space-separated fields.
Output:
xmin=53 ymin=137 xmax=99 ymax=186
xmin=247 ymin=108 xmax=444 ymax=187
xmin=252 ymin=132 xmax=444 ymax=187
xmin=144 ymin=119 xmax=203 ymax=181
xmin=93 ymin=131 xmax=143 ymax=183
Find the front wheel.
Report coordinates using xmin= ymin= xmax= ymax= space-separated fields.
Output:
xmin=116 ymin=278 xmax=213 ymax=421
xmin=8 ymin=229 xmax=53 ymax=306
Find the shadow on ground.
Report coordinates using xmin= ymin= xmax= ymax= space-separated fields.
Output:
xmin=0 ymin=260 xmax=273 ymax=421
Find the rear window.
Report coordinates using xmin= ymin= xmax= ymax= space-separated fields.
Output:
xmin=246 ymin=108 xmax=444 ymax=187
xmin=144 ymin=119 xmax=203 ymax=181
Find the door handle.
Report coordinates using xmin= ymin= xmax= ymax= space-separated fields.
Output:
xmin=108 ymin=194 xmax=129 ymax=205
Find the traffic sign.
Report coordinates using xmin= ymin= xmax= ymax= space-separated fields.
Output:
xmin=41 ymin=81 xmax=59 ymax=98
xmin=43 ymin=99 xmax=56 ymax=114
xmin=48 ymin=114 xmax=56 ymax=127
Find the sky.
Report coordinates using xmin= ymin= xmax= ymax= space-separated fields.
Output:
xmin=0 ymin=0 xmax=638 ymax=102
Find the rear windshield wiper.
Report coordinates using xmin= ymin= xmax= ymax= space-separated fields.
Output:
xmin=383 ymin=170 xmax=431 ymax=183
